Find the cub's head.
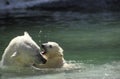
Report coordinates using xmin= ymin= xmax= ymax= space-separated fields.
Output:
xmin=41 ymin=42 xmax=63 ymax=58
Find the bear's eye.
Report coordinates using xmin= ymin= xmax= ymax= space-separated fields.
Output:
xmin=49 ymin=45 xmax=52 ymax=48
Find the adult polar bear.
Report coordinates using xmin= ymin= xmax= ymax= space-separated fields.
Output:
xmin=0 ymin=32 xmax=46 ymax=67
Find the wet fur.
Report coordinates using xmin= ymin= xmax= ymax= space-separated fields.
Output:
xmin=34 ymin=42 xmax=69 ymax=68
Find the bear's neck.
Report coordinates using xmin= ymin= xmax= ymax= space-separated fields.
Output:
xmin=45 ymin=52 xmax=63 ymax=59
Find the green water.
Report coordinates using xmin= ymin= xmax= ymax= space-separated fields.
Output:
xmin=0 ymin=12 xmax=120 ymax=79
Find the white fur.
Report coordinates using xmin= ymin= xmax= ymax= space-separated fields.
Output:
xmin=0 ymin=32 xmax=44 ymax=67
xmin=34 ymin=42 xmax=69 ymax=68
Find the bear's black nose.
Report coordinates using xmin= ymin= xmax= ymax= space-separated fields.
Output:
xmin=36 ymin=53 xmax=47 ymax=64
xmin=41 ymin=57 xmax=47 ymax=64
xmin=41 ymin=44 xmax=45 ymax=48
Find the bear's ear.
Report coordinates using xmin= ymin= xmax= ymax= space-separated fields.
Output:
xmin=11 ymin=51 xmax=18 ymax=58
xmin=58 ymin=47 xmax=64 ymax=56
xmin=24 ymin=31 xmax=31 ymax=39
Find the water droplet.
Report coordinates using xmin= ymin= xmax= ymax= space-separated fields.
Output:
xmin=39 ymin=40 xmax=41 ymax=43
xmin=39 ymin=30 xmax=42 ymax=33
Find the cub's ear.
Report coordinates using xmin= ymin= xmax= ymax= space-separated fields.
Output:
xmin=59 ymin=47 xmax=64 ymax=56
xmin=11 ymin=51 xmax=18 ymax=58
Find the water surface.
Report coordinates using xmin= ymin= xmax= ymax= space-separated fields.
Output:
xmin=0 ymin=12 xmax=120 ymax=79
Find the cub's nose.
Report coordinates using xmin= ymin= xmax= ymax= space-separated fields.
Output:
xmin=41 ymin=44 xmax=45 ymax=48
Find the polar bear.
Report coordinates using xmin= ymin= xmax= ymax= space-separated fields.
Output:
xmin=33 ymin=42 xmax=70 ymax=68
xmin=0 ymin=32 xmax=46 ymax=67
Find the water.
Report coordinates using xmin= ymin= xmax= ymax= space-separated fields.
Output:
xmin=0 ymin=0 xmax=51 ymax=9
xmin=0 ymin=0 xmax=56 ymax=18
xmin=0 ymin=12 xmax=120 ymax=79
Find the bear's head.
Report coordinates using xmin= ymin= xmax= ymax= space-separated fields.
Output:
xmin=41 ymin=42 xmax=63 ymax=58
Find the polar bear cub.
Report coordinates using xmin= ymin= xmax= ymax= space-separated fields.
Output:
xmin=0 ymin=32 xmax=46 ymax=67
xmin=34 ymin=42 xmax=69 ymax=68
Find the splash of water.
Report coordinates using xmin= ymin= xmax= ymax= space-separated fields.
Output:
xmin=0 ymin=60 xmax=82 ymax=75
xmin=38 ymin=30 xmax=42 ymax=43
xmin=0 ymin=61 xmax=120 ymax=79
